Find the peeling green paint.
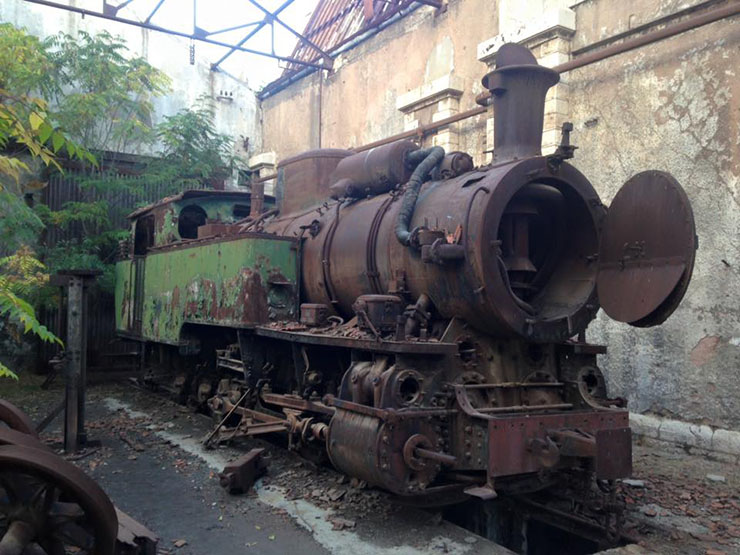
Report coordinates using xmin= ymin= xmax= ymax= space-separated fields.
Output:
xmin=114 ymin=259 xmax=133 ymax=332
xmin=154 ymin=206 xmax=179 ymax=246
xmin=118 ymin=235 xmax=298 ymax=344
xmin=150 ymin=197 xmax=253 ymax=247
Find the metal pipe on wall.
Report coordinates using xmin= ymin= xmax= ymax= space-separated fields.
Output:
xmin=353 ymin=0 xmax=740 ymax=152
xmin=556 ymin=0 xmax=740 ymax=73
xmin=475 ymin=1 xmax=740 ymax=106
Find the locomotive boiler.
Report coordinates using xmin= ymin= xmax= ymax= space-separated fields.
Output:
xmin=115 ymin=44 xmax=696 ymax=526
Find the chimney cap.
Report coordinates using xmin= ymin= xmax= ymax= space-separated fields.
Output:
xmin=481 ymin=43 xmax=559 ymax=91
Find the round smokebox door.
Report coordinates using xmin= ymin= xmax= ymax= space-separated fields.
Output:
xmin=596 ymin=170 xmax=696 ymax=327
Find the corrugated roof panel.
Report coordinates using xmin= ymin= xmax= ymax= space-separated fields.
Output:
xmin=282 ymin=0 xmax=412 ymax=76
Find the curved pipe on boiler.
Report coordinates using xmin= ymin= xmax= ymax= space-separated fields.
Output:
xmin=394 ymin=146 xmax=445 ymax=246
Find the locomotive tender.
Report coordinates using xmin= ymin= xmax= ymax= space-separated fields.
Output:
xmin=115 ymin=45 xmax=696 ymax=512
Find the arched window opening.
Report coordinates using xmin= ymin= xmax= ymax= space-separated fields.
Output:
xmin=178 ymin=205 xmax=207 ymax=239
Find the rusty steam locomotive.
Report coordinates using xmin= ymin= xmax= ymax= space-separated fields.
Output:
xmin=115 ymin=44 xmax=696 ymax=522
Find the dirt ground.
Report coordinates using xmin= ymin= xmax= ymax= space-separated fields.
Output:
xmin=1 ymin=374 xmax=738 ymax=555
xmin=619 ymin=436 xmax=740 ymax=555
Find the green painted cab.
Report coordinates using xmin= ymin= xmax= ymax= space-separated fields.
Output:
xmin=114 ymin=190 xmax=295 ymax=345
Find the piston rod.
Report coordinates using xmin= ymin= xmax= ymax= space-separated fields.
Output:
xmin=415 ymin=447 xmax=457 ymax=466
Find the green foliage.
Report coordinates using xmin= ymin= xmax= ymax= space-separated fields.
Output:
xmin=40 ymin=236 xmax=118 ymax=294
xmin=0 ymin=366 xmax=18 ymax=380
xmin=0 ymin=190 xmax=44 ymax=252
xmin=0 ymin=24 xmax=93 ymax=379
xmin=0 ymin=91 xmax=95 ymax=180
xmin=0 ymin=247 xmax=62 ymax=379
xmin=44 ymin=30 xmax=171 ymax=155
xmin=0 ymin=26 xmax=171 ymax=298
xmin=0 ymin=23 xmax=52 ymax=96
xmin=0 ymin=245 xmax=49 ymax=297
xmin=47 ymin=200 xmax=110 ymax=229
xmin=0 ymin=23 xmax=97 ymax=180
xmin=153 ymin=96 xmax=237 ymax=188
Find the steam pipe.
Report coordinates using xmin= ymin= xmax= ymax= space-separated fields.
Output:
xmin=395 ymin=147 xmax=445 ymax=246
xmin=556 ymin=0 xmax=740 ymax=73
xmin=404 ymin=293 xmax=432 ymax=338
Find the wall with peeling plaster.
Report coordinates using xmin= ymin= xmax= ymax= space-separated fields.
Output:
xmin=567 ymin=6 xmax=740 ymax=430
xmin=260 ymin=0 xmax=740 ymax=430
xmin=260 ymin=1 xmax=496 ymax=161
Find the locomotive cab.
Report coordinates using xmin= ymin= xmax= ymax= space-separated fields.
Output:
xmin=114 ymin=189 xmax=288 ymax=341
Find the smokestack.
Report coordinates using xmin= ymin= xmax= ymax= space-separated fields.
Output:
xmin=482 ymin=44 xmax=559 ymax=163
xmin=250 ymin=180 xmax=265 ymax=219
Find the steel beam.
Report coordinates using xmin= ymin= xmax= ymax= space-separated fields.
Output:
xmin=22 ymin=0 xmax=333 ymax=71
xmin=246 ymin=0 xmax=333 ymax=64
xmin=144 ymin=0 xmax=165 ymax=23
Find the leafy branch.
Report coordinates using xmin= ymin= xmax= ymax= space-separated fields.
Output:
xmin=0 ymin=248 xmax=62 ymax=380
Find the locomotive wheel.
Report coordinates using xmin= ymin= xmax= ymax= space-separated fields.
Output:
xmin=0 ymin=445 xmax=118 ymax=555
xmin=0 ymin=401 xmax=37 ymax=438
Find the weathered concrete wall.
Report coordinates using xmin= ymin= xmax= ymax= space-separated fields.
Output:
xmin=259 ymin=0 xmax=740 ymax=430
xmin=1 ymin=0 xmax=261 ymax=184
xmin=261 ymin=0 xmax=497 ymax=162
xmin=566 ymin=1 xmax=740 ymax=430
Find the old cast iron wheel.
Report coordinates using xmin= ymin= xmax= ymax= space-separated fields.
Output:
xmin=0 ymin=401 xmax=38 ymax=438
xmin=0 ymin=445 xmax=117 ymax=555
xmin=0 ymin=428 xmax=50 ymax=452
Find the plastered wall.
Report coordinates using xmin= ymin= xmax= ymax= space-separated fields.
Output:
xmin=260 ymin=1 xmax=497 ymax=161
xmin=260 ymin=0 xmax=740 ymax=430
xmin=567 ymin=2 xmax=740 ymax=429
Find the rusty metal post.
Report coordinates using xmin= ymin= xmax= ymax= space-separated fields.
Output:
xmin=249 ymin=180 xmax=265 ymax=218
xmin=63 ymin=274 xmax=83 ymax=453
xmin=54 ymin=270 xmax=100 ymax=453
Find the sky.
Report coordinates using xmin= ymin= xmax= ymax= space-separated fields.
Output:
xmin=104 ymin=0 xmax=321 ymax=88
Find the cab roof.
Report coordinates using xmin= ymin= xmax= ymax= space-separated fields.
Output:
xmin=127 ymin=189 xmax=253 ymax=220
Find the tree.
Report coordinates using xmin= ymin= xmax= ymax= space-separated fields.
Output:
xmin=45 ymin=30 xmax=171 ymax=157
xmin=153 ymin=95 xmax=240 ymax=189
xmin=21 ymin=29 xmax=172 ymax=293
xmin=0 ymin=24 xmax=245 ymax=377
xmin=0 ymin=247 xmax=62 ymax=379
xmin=0 ymin=24 xmax=97 ymax=379
xmin=0 ymin=92 xmax=89 ymax=379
